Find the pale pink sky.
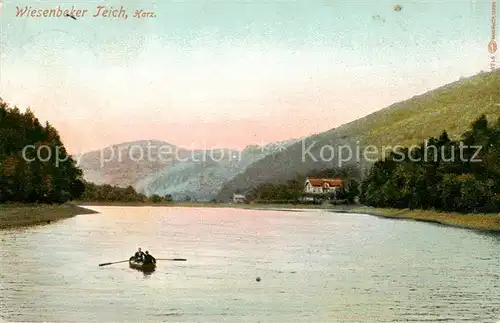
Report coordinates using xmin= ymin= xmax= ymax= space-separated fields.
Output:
xmin=2 ymin=54 xmax=488 ymax=154
xmin=1 ymin=1 xmax=494 ymax=153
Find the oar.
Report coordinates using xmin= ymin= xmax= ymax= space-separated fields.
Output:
xmin=98 ymin=259 xmax=129 ymax=267
xmin=155 ymin=258 xmax=187 ymax=261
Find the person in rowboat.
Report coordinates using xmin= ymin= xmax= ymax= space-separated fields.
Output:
xmin=143 ymin=251 xmax=156 ymax=265
xmin=134 ymin=247 xmax=145 ymax=262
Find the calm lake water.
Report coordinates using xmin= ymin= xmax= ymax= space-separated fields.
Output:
xmin=1 ymin=206 xmax=499 ymax=322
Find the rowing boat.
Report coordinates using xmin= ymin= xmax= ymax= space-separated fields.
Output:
xmin=128 ymin=257 xmax=156 ymax=271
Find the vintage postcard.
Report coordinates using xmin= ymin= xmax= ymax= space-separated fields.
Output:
xmin=0 ymin=0 xmax=499 ymax=322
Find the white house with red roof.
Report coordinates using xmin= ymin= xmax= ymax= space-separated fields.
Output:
xmin=304 ymin=177 xmax=344 ymax=195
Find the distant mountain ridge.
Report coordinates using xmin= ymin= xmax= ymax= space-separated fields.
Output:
xmin=77 ymin=138 xmax=302 ymax=201
xmin=76 ymin=140 xmax=184 ymax=188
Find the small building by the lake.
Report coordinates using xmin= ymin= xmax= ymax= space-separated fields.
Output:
xmin=233 ymin=194 xmax=247 ymax=203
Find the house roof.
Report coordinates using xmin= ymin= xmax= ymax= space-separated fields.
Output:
xmin=306 ymin=177 xmax=343 ymax=187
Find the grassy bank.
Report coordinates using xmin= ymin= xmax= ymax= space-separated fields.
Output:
xmin=332 ymin=206 xmax=500 ymax=232
xmin=0 ymin=203 xmax=98 ymax=229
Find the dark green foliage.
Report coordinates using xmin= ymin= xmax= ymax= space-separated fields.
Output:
xmin=79 ymin=182 xmax=173 ymax=203
xmin=0 ymin=100 xmax=84 ymax=203
xmin=346 ymin=179 xmax=360 ymax=203
xmin=249 ymin=166 xmax=361 ymax=203
xmin=150 ymin=194 xmax=162 ymax=203
xmin=360 ymin=114 xmax=500 ymax=213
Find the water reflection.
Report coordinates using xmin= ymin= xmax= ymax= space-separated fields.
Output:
xmin=142 ymin=270 xmax=155 ymax=278
xmin=1 ymin=206 xmax=499 ymax=322
xmin=130 ymin=268 xmax=155 ymax=277
xmin=127 ymin=263 xmax=156 ymax=277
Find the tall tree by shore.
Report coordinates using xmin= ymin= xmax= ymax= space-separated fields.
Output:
xmin=0 ymin=99 xmax=85 ymax=203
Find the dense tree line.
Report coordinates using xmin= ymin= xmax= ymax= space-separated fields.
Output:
xmin=360 ymin=115 xmax=500 ymax=213
xmin=79 ymin=181 xmax=173 ymax=203
xmin=250 ymin=179 xmax=304 ymax=202
xmin=0 ymin=100 xmax=85 ymax=203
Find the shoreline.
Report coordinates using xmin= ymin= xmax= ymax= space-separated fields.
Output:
xmin=330 ymin=206 xmax=500 ymax=233
xmin=2 ymin=202 xmax=499 ymax=233
xmin=77 ymin=201 xmax=500 ymax=232
xmin=82 ymin=202 xmax=500 ymax=233
xmin=0 ymin=203 xmax=98 ymax=229
xmin=76 ymin=201 xmax=326 ymax=208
